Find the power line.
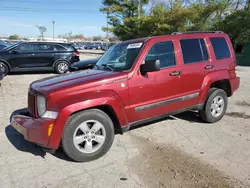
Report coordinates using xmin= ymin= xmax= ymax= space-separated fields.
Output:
xmin=0 ymin=0 xmax=100 ymax=3
xmin=0 ymin=7 xmax=100 ymax=13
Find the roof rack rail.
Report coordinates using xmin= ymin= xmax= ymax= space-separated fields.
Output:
xmin=171 ymin=31 xmax=224 ymax=35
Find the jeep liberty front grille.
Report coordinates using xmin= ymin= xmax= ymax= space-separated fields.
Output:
xmin=28 ymin=91 xmax=38 ymax=117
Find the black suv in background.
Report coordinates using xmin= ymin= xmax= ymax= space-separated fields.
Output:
xmin=0 ymin=42 xmax=80 ymax=75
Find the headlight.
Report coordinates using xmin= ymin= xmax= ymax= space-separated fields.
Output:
xmin=37 ymin=95 xmax=46 ymax=116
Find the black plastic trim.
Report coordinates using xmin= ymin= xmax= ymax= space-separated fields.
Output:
xmin=122 ymin=104 xmax=203 ymax=133
xmin=135 ymin=92 xmax=199 ymax=112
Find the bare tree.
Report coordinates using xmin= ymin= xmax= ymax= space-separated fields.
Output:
xmin=36 ymin=25 xmax=47 ymax=40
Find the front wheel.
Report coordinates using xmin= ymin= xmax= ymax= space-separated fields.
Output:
xmin=55 ymin=61 xmax=69 ymax=74
xmin=199 ymin=88 xmax=228 ymax=123
xmin=61 ymin=109 xmax=115 ymax=162
xmin=0 ymin=62 xmax=9 ymax=76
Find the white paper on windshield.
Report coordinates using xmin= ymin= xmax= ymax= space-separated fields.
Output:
xmin=127 ymin=43 xmax=143 ymax=49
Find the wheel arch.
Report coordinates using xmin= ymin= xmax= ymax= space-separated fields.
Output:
xmin=0 ymin=59 xmax=11 ymax=70
xmin=47 ymin=96 xmax=128 ymax=149
xmin=199 ymin=70 xmax=231 ymax=104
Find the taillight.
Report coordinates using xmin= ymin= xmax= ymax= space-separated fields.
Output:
xmin=73 ymin=51 xmax=79 ymax=56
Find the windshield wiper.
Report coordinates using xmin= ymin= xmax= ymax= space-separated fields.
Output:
xmin=100 ymin=64 xmax=114 ymax=71
xmin=93 ymin=64 xmax=100 ymax=69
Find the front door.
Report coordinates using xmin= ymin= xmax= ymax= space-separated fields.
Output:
xmin=127 ymin=40 xmax=182 ymax=123
xmin=8 ymin=43 xmax=35 ymax=70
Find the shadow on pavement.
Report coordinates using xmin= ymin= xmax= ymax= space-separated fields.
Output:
xmin=5 ymin=125 xmax=46 ymax=158
xmin=173 ymin=111 xmax=204 ymax=123
xmin=5 ymin=125 xmax=75 ymax=162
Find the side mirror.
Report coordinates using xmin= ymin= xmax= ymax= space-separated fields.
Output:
xmin=11 ymin=50 xmax=18 ymax=54
xmin=140 ymin=59 xmax=160 ymax=75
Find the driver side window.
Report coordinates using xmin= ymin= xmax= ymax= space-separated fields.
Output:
xmin=145 ymin=41 xmax=176 ymax=69
xmin=15 ymin=43 xmax=34 ymax=52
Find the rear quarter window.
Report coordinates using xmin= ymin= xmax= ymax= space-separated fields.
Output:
xmin=210 ymin=37 xmax=231 ymax=59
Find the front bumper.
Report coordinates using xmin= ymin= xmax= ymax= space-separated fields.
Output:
xmin=10 ymin=108 xmax=55 ymax=148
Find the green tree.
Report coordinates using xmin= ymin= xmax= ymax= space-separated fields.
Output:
xmin=100 ymin=0 xmax=228 ymax=40
xmin=100 ymin=0 xmax=149 ymax=40
xmin=8 ymin=34 xmax=19 ymax=40
xmin=214 ymin=10 xmax=250 ymax=43
xmin=36 ymin=25 xmax=47 ymax=40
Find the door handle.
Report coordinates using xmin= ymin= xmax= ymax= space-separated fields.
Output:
xmin=205 ymin=65 xmax=213 ymax=69
xmin=29 ymin=54 xmax=35 ymax=56
xmin=170 ymin=71 xmax=181 ymax=76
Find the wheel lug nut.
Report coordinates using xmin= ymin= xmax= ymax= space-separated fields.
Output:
xmin=91 ymin=131 xmax=94 ymax=134
xmin=88 ymin=139 xmax=91 ymax=142
xmin=86 ymin=131 xmax=89 ymax=134
xmin=92 ymin=136 xmax=95 ymax=139
xmin=84 ymin=136 xmax=87 ymax=139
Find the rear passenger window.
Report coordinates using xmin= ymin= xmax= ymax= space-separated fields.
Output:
xmin=145 ymin=41 xmax=176 ymax=68
xmin=37 ymin=44 xmax=54 ymax=51
xmin=210 ymin=37 xmax=230 ymax=59
xmin=55 ymin=45 xmax=67 ymax=51
xmin=180 ymin=38 xmax=208 ymax=64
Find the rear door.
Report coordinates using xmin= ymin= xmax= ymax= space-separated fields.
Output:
xmin=178 ymin=38 xmax=213 ymax=107
xmin=32 ymin=43 xmax=56 ymax=68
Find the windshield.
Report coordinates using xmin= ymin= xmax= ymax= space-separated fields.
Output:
xmin=3 ymin=42 xmax=23 ymax=51
xmin=94 ymin=41 xmax=144 ymax=72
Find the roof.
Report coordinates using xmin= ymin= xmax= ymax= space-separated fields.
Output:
xmin=122 ymin=31 xmax=226 ymax=44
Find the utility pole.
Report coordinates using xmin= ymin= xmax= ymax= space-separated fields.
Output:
xmin=52 ymin=21 xmax=55 ymax=41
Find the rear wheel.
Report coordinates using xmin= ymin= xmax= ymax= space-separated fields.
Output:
xmin=199 ymin=88 xmax=228 ymax=123
xmin=61 ymin=109 xmax=115 ymax=162
xmin=55 ymin=61 xmax=69 ymax=74
xmin=0 ymin=62 xmax=9 ymax=76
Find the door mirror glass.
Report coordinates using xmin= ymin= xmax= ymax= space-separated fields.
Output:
xmin=140 ymin=59 xmax=160 ymax=75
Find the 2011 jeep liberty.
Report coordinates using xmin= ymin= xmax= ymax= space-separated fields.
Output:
xmin=11 ymin=31 xmax=240 ymax=162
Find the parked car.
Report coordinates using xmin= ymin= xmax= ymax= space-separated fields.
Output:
xmin=71 ymin=57 xmax=100 ymax=71
xmin=10 ymin=31 xmax=240 ymax=162
xmin=0 ymin=43 xmax=9 ymax=51
xmin=0 ymin=42 xmax=80 ymax=75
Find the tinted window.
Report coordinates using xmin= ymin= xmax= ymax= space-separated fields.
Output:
xmin=37 ymin=43 xmax=54 ymax=51
xmin=180 ymin=38 xmax=208 ymax=64
xmin=145 ymin=41 xmax=175 ymax=68
xmin=210 ymin=37 xmax=230 ymax=59
xmin=15 ymin=43 xmax=34 ymax=52
xmin=55 ymin=44 xmax=67 ymax=51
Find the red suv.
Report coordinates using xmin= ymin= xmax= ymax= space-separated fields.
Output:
xmin=11 ymin=31 xmax=240 ymax=162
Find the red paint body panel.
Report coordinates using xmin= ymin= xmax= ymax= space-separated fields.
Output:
xmin=11 ymin=114 xmax=54 ymax=146
xmin=11 ymin=32 xmax=240 ymax=150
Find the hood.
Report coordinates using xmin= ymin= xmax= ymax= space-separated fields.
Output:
xmin=72 ymin=58 xmax=100 ymax=66
xmin=79 ymin=57 xmax=100 ymax=64
xmin=31 ymin=69 xmax=124 ymax=96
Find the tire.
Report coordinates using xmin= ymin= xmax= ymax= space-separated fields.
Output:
xmin=0 ymin=62 xmax=9 ymax=76
xmin=199 ymin=88 xmax=228 ymax=123
xmin=55 ymin=61 xmax=69 ymax=74
xmin=61 ymin=109 xmax=115 ymax=162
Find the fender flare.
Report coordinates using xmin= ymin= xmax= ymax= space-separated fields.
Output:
xmin=0 ymin=59 xmax=11 ymax=70
xmin=199 ymin=70 xmax=230 ymax=104
xmin=47 ymin=95 xmax=128 ymax=149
